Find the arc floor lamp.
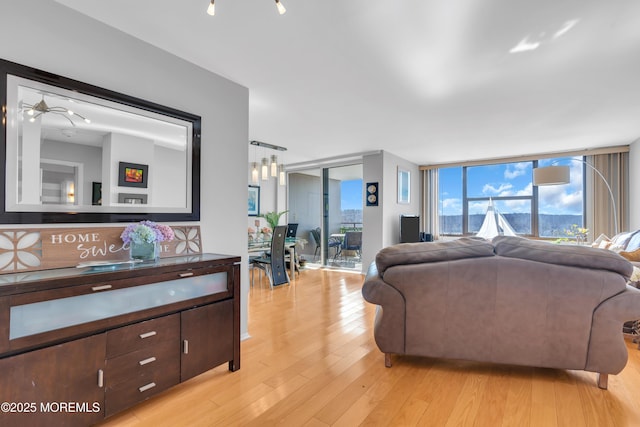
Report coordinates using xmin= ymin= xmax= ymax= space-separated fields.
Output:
xmin=533 ymin=159 xmax=618 ymax=235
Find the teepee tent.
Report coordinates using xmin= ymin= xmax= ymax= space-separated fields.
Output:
xmin=476 ymin=199 xmax=517 ymax=239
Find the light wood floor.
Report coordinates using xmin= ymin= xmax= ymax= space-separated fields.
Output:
xmin=99 ymin=268 xmax=640 ymax=427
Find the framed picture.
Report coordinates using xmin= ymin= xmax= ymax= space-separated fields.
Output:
xmin=248 ymin=185 xmax=260 ymax=216
xmin=91 ymin=182 xmax=102 ymax=206
xmin=118 ymin=162 xmax=148 ymax=188
xmin=398 ymin=168 xmax=410 ymax=204
xmin=118 ymin=193 xmax=148 ymax=204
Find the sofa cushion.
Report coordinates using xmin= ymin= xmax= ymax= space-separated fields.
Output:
xmin=625 ymin=232 xmax=640 ymax=252
xmin=375 ymin=236 xmax=494 ymax=274
xmin=493 ymin=235 xmax=633 ymax=278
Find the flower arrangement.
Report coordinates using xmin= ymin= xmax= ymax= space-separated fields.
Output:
xmin=121 ymin=220 xmax=174 ymax=245
xmin=554 ymin=224 xmax=589 ymax=244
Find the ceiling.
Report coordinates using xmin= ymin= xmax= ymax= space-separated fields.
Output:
xmin=55 ymin=0 xmax=640 ymax=166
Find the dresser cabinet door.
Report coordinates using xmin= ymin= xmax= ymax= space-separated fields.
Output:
xmin=181 ymin=300 xmax=234 ymax=381
xmin=0 ymin=334 xmax=106 ymax=427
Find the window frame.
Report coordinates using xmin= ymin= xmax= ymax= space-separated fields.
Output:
xmin=438 ymin=158 xmax=585 ymax=238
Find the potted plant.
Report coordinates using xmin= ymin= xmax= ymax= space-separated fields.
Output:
xmin=258 ymin=210 xmax=289 ymax=231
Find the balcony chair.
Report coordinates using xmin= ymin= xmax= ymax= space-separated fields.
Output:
xmin=311 ymin=227 xmax=341 ymax=260
xmin=340 ymin=231 xmax=362 ymax=261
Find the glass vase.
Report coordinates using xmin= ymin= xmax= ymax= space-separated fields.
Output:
xmin=130 ymin=241 xmax=158 ymax=262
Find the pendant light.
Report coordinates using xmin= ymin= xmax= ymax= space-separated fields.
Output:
xmin=275 ymin=0 xmax=286 ymax=15
xmin=251 ymin=162 xmax=259 ymax=184
xmin=250 ymin=140 xmax=288 ymax=185
xmin=261 ymin=158 xmax=269 ymax=181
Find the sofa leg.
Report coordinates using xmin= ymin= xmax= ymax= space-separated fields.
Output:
xmin=385 ymin=353 xmax=392 ymax=368
xmin=597 ymin=373 xmax=608 ymax=390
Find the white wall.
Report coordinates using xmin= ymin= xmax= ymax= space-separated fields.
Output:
xmin=0 ymin=2 xmax=250 ymax=337
xmin=104 ymin=133 xmax=154 ymax=205
xmin=361 ymin=151 xmax=420 ymax=272
xmin=246 ymin=164 xmax=286 ymax=232
xmin=362 ymin=153 xmax=384 ymax=272
xmin=630 ymin=140 xmax=640 ymax=230
xmin=41 ymin=140 xmax=102 ymax=206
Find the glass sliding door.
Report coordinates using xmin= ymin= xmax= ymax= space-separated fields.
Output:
xmin=287 ymin=163 xmax=363 ymax=270
xmin=325 ymin=164 xmax=363 ymax=270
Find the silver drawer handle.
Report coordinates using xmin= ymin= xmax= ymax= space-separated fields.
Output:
xmin=139 ymin=331 xmax=157 ymax=339
xmin=97 ymin=369 xmax=104 ymax=388
xmin=183 ymin=339 xmax=189 ymax=354
xmin=179 ymin=272 xmax=194 ymax=278
xmin=139 ymin=357 xmax=157 ymax=366
xmin=139 ymin=382 xmax=156 ymax=393
xmin=92 ymin=285 xmax=112 ymax=292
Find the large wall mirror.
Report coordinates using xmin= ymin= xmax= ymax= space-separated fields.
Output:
xmin=0 ymin=59 xmax=200 ymax=223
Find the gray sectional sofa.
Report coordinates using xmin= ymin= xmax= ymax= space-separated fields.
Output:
xmin=362 ymin=236 xmax=640 ymax=388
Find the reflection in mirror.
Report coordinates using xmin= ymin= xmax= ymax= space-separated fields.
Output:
xmin=1 ymin=59 xmax=201 ymax=223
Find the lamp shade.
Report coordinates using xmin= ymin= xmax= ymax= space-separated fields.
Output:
xmin=533 ymin=165 xmax=570 ymax=186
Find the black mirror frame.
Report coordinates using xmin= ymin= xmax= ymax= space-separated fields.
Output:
xmin=0 ymin=58 xmax=200 ymax=224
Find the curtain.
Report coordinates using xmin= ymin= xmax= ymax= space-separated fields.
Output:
xmin=422 ymin=169 xmax=440 ymax=240
xmin=586 ymin=152 xmax=628 ymax=238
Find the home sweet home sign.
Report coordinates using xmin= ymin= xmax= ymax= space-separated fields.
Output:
xmin=0 ymin=225 xmax=202 ymax=273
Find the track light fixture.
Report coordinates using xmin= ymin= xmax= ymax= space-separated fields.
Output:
xmin=206 ymin=0 xmax=286 ymax=16
xmin=250 ymin=141 xmax=287 ymax=186
xmin=23 ymin=96 xmax=90 ymax=127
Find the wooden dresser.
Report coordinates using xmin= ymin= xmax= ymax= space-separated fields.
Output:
xmin=0 ymin=253 xmax=240 ymax=427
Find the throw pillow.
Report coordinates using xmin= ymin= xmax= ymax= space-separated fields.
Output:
xmin=620 ymin=248 xmax=640 ymax=262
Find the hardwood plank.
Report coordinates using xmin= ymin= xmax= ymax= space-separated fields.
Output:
xmin=471 ymin=365 xmax=510 ymax=427
xmin=500 ymin=366 xmax=533 ymax=427
xmin=444 ymin=367 xmax=491 ymax=427
xmin=530 ymin=368 xmax=558 ymax=427
xmin=554 ymin=370 xmax=588 ymax=427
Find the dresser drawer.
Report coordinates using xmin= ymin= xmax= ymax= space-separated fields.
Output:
xmin=106 ymin=314 xmax=179 ymax=358
xmin=105 ymin=356 xmax=180 ymax=417
xmin=106 ymin=339 xmax=179 ymax=387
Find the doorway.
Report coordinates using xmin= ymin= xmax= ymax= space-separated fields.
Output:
xmin=288 ymin=163 xmax=363 ymax=271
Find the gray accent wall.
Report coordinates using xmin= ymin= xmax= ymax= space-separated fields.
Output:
xmin=0 ymin=2 xmax=250 ymax=337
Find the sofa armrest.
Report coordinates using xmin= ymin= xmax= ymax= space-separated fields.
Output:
xmin=586 ymin=285 xmax=640 ymax=374
xmin=362 ymin=262 xmax=405 ymax=354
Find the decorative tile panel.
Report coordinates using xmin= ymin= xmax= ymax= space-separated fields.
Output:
xmin=0 ymin=226 xmax=201 ymax=274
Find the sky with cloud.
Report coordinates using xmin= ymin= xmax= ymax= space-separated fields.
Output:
xmin=439 ymin=157 xmax=583 ymax=216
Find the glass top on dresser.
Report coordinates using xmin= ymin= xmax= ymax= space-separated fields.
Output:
xmin=0 ymin=253 xmax=236 ymax=287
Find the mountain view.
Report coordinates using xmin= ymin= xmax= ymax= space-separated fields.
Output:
xmin=440 ymin=213 xmax=584 ymax=238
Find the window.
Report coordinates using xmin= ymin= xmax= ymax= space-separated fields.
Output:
xmin=438 ymin=157 xmax=584 ymax=238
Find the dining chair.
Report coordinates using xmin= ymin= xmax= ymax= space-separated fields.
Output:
xmin=286 ymin=223 xmax=299 ymax=238
xmin=251 ymin=225 xmax=289 ymax=288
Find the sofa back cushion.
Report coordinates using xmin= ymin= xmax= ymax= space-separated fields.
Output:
xmin=493 ymin=235 xmax=633 ymax=279
xmin=375 ymin=237 xmax=495 ymax=274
